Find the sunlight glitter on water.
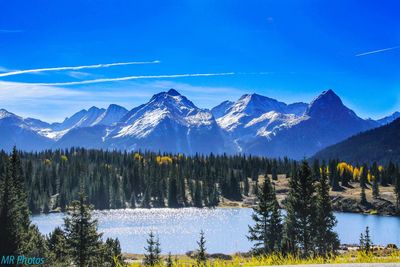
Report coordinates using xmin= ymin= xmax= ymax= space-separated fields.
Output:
xmin=32 ymin=208 xmax=400 ymax=254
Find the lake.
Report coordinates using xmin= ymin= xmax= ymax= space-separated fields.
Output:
xmin=31 ymin=208 xmax=400 ymax=254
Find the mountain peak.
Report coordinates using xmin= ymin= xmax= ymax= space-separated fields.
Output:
xmin=88 ymin=106 xmax=103 ymax=112
xmin=306 ymin=89 xmax=359 ymax=120
xmin=322 ymin=89 xmax=336 ymax=95
xmin=314 ymin=89 xmax=341 ymax=103
xmin=107 ymin=104 xmax=127 ymax=111
xmin=167 ymin=88 xmax=181 ymax=96
xmin=308 ymin=89 xmax=341 ymax=109
xmin=0 ymin=109 xmax=16 ymax=119
xmin=234 ymin=93 xmax=287 ymax=115
xmin=238 ymin=93 xmax=266 ymax=101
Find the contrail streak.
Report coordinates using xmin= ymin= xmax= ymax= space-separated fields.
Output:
xmin=27 ymin=72 xmax=235 ymax=86
xmin=0 ymin=60 xmax=160 ymax=77
xmin=355 ymin=46 xmax=399 ymax=57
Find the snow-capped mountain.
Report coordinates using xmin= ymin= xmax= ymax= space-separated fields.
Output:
xmin=216 ymin=94 xmax=307 ymax=132
xmin=39 ymin=104 xmax=128 ymax=140
xmin=0 ymin=89 xmax=396 ymax=158
xmin=103 ymin=89 xmax=228 ymax=154
xmin=245 ymin=90 xmax=379 ymax=158
xmin=214 ymin=93 xmax=307 ymax=152
xmin=53 ymin=104 xmax=127 ymax=131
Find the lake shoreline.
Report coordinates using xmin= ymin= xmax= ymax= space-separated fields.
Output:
xmin=37 ymin=198 xmax=399 ymax=217
xmin=219 ymin=197 xmax=400 ymax=217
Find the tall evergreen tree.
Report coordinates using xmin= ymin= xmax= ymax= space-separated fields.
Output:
xmin=314 ymin=168 xmax=339 ymax=256
xmin=193 ymin=180 xmax=203 ymax=208
xmin=167 ymin=176 xmax=179 ymax=208
xmin=47 ymin=226 xmax=69 ymax=264
xmin=0 ymin=148 xmax=43 ymax=258
xmin=359 ymin=226 xmax=372 ymax=253
xmin=248 ymin=176 xmax=282 ymax=254
xmin=360 ymin=164 xmax=368 ymax=189
xmin=103 ymin=237 xmax=122 ymax=267
xmin=372 ymin=176 xmax=379 ymax=199
xmin=64 ymin=193 xmax=103 ymax=267
xmin=395 ymin=172 xmax=400 ymax=213
xmin=196 ymin=230 xmax=207 ymax=266
xmin=282 ymin=165 xmax=299 ymax=255
xmin=144 ymin=231 xmax=161 ymax=266
xmin=283 ymin=161 xmax=316 ymax=257
xmin=142 ymin=187 xmax=151 ymax=208
xmin=360 ymin=186 xmax=368 ymax=205
xmin=271 ymin=164 xmax=278 ymax=181
xmin=312 ymin=159 xmax=321 ymax=181
xmin=229 ymin=170 xmax=242 ymax=201
xmin=0 ymin=155 xmax=20 ymax=257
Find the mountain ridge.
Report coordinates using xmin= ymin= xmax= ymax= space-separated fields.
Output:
xmin=0 ymin=89 xmax=398 ymax=159
xmin=313 ymin=118 xmax=400 ymax=164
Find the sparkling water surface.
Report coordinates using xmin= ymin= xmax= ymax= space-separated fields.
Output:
xmin=31 ymin=208 xmax=400 ymax=254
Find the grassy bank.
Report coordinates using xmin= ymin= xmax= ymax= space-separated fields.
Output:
xmin=118 ymin=250 xmax=400 ymax=266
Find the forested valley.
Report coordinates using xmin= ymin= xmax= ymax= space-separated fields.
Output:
xmin=0 ymin=148 xmax=296 ymax=213
xmin=0 ymin=147 xmax=399 ymax=214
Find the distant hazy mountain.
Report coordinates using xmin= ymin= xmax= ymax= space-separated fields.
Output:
xmin=0 ymin=89 xmax=396 ymax=159
xmin=377 ymin=111 xmax=400 ymax=126
xmin=313 ymin=118 xmax=400 ymax=164
xmin=52 ymin=104 xmax=127 ymax=131
xmin=0 ymin=109 xmax=54 ymax=151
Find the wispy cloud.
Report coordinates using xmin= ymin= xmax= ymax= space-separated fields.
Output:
xmin=355 ymin=46 xmax=400 ymax=57
xmin=0 ymin=60 xmax=160 ymax=77
xmin=0 ymin=66 xmax=12 ymax=73
xmin=27 ymin=72 xmax=235 ymax=86
xmin=67 ymin=71 xmax=93 ymax=79
xmin=0 ymin=81 xmax=84 ymax=100
xmin=0 ymin=79 xmax=243 ymax=121
xmin=0 ymin=29 xmax=23 ymax=33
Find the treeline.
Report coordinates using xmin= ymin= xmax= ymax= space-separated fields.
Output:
xmin=0 ymin=148 xmax=121 ymax=266
xmin=0 ymin=148 xmax=294 ymax=213
xmin=316 ymin=159 xmax=400 ymax=209
xmin=0 ymin=147 xmax=399 ymax=214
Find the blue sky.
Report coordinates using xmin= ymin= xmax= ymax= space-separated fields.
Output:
xmin=0 ymin=0 xmax=399 ymax=122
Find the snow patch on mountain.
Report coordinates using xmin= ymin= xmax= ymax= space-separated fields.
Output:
xmin=0 ymin=109 xmax=18 ymax=120
xmin=116 ymin=109 xmax=169 ymax=138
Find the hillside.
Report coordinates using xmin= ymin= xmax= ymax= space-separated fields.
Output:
xmin=313 ymin=118 xmax=400 ymax=164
